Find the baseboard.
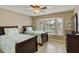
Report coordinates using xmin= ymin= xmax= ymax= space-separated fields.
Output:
xmin=48 ymin=38 xmax=65 ymax=43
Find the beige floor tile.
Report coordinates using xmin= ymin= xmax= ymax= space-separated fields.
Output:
xmin=37 ymin=40 xmax=66 ymax=53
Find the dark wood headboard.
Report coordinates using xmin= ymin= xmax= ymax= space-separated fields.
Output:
xmin=0 ymin=26 xmax=18 ymax=35
xmin=23 ymin=26 xmax=32 ymax=33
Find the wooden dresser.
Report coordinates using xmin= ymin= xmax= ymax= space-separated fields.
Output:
xmin=67 ymin=33 xmax=79 ymax=53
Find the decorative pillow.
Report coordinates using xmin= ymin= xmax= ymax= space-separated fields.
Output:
xmin=26 ymin=27 xmax=33 ymax=32
xmin=4 ymin=28 xmax=19 ymax=35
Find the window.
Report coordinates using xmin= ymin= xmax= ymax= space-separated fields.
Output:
xmin=44 ymin=19 xmax=56 ymax=34
xmin=37 ymin=18 xmax=64 ymax=35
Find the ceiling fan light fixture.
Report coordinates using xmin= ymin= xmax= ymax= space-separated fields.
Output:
xmin=33 ymin=9 xmax=40 ymax=13
xmin=32 ymin=5 xmax=40 ymax=13
xmin=30 ymin=5 xmax=46 ymax=13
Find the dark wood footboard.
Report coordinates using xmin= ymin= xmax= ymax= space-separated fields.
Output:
xmin=16 ymin=36 xmax=38 ymax=53
xmin=39 ymin=33 xmax=48 ymax=46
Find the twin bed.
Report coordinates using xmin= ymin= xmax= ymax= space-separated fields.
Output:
xmin=0 ymin=26 xmax=48 ymax=53
xmin=23 ymin=26 xmax=48 ymax=46
xmin=0 ymin=26 xmax=37 ymax=53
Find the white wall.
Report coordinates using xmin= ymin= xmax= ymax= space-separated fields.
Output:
xmin=0 ymin=8 xmax=32 ymax=32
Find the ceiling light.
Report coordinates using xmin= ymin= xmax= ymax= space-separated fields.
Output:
xmin=32 ymin=5 xmax=40 ymax=13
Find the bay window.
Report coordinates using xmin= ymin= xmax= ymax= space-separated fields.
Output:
xmin=37 ymin=18 xmax=64 ymax=35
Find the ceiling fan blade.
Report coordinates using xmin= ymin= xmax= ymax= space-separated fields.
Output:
xmin=30 ymin=5 xmax=33 ymax=7
xmin=41 ymin=7 xmax=47 ymax=10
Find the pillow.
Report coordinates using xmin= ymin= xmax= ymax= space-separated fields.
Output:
xmin=4 ymin=28 xmax=19 ymax=35
xmin=26 ymin=27 xmax=33 ymax=32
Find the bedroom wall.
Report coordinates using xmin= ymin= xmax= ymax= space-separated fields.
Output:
xmin=0 ymin=8 xmax=32 ymax=32
xmin=32 ymin=10 xmax=74 ymax=41
xmin=32 ymin=10 xmax=74 ymax=32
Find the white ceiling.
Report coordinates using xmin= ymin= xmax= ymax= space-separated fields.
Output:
xmin=0 ymin=5 xmax=75 ymax=16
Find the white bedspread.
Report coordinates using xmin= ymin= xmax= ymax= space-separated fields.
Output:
xmin=7 ymin=34 xmax=34 ymax=43
xmin=25 ymin=30 xmax=47 ymax=44
xmin=0 ymin=34 xmax=34 ymax=53
xmin=0 ymin=35 xmax=16 ymax=53
xmin=25 ymin=30 xmax=46 ymax=35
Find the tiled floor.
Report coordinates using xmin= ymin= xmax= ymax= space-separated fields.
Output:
xmin=37 ymin=40 xmax=66 ymax=53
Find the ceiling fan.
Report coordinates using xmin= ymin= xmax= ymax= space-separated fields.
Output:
xmin=25 ymin=5 xmax=47 ymax=13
